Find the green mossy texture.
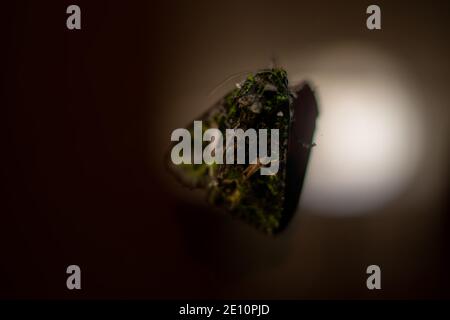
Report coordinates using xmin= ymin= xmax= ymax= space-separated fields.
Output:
xmin=175 ymin=68 xmax=294 ymax=234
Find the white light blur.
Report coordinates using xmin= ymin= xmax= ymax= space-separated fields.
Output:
xmin=293 ymin=45 xmax=425 ymax=215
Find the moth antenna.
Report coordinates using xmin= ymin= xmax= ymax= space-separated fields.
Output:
xmin=269 ymin=54 xmax=279 ymax=69
xmin=208 ymin=71 xmax=253 ymax=98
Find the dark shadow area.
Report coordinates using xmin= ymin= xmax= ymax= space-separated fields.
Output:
xmin=278 ymin=83 xmax=319 ymax=233
xmin=171 ymin=198 xmax=294 ymax=279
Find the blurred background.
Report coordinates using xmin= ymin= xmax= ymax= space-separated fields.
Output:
xmin=1 ymin=0 xmax=449 ymax=298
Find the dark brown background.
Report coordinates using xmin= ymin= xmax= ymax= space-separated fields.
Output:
xmin=1 ymin=0 xmax=449 ymax=299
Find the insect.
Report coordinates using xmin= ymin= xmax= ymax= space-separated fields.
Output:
xmin=167 ymin=68 xmax=318 ymax=234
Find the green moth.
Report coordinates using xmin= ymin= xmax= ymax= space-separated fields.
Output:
xmin=167 ymin=68 xmax=318 ymax=234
